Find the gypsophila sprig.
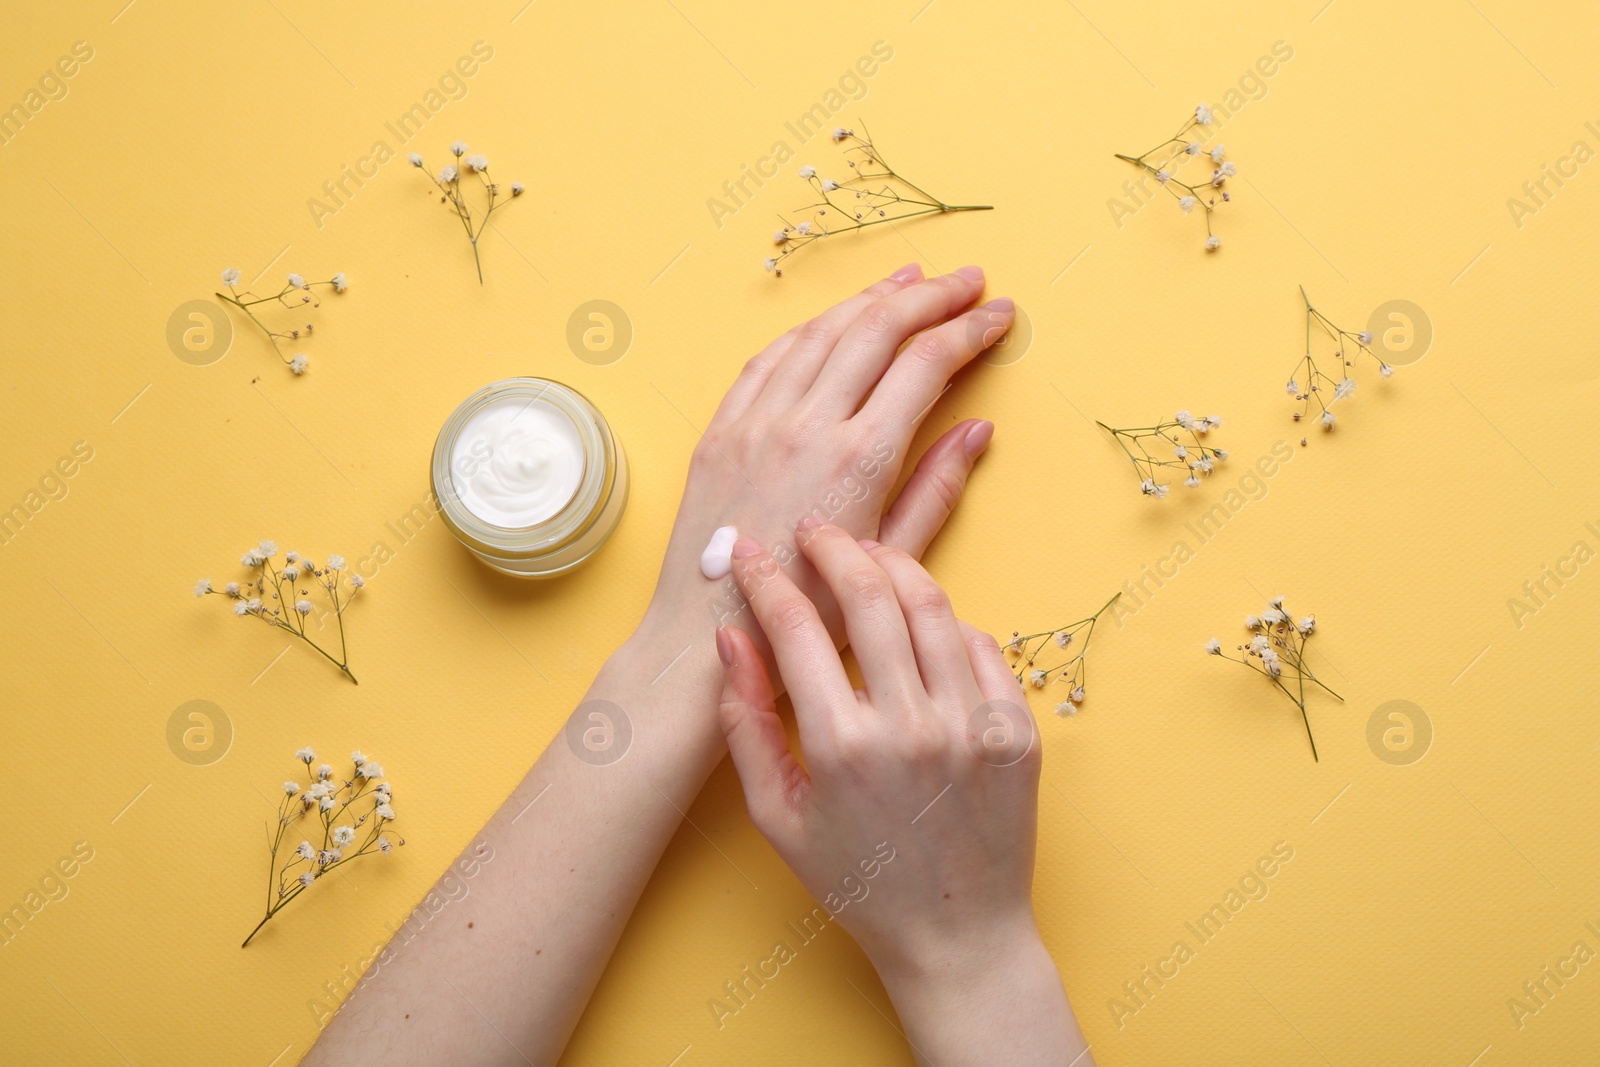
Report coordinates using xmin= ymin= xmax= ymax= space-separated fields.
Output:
xmin=1006 ymin=593 xmax=1120 ymax=716
xmin=1096 ymin=411 xmax=1228 ymax=496
xmin=1287 ymin=286 xmax=1394 ymax=440
xmin=197 ymin=542 xmax=366 ymax=684
xmin=1205 ymin=597 xmax=1340 ymax=760
xmin=241 ymin=748 xmax=403 ymax=947
xmin=215 ymin=268 xmax=349 ymax=375
xmin=1115 ymin=104 xmax=1235 ymax=251
xmin=766 ymin=125 xmax=991 ymax=276
xmin=410 ymin=141 xmax=524 ymax=284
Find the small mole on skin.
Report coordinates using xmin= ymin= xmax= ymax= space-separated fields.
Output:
xmin=404 ymin=1014 xmax=410 ymax=1020
xmin=535 ymin=949 xmax=542 ymax=956
xmin=943 ymin=893 xmax=951 ymax=899
xmin=467 ymin=922 xmax=474 ymax=928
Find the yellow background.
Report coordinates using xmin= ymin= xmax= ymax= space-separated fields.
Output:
xmin=2 ymin=1 xmax=1597 ymax=1064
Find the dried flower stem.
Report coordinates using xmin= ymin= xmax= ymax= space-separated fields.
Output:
xmin=1097 ymin=412 xmax=1228 ymax=496
xmin=242 ymin=750 xmax=401 ymax=947
xmin=1007 ymin=593 xmax=1121 ymax=712
xmin=1115 ymin=105 xmax=1234 ymax=249
xmin=198 ymin=543 xmax=365 ymax=684
xmin=768 ymin=125 xmax=991 ymax=275
xmin=214 ymin=272 xmax=346 ymax=373
xmin=412 ymin=144 xmax=523 ymax=285
xmin=1288 ymin=286 xmax=1393 ymax=433
xmin=1206 ymin=599 xmax=1341 ymax=761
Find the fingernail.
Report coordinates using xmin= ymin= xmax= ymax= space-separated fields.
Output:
xmin=797 ymin=515 xmax=824 ymax=532
xmin=890 ymin=262 xmax=923 ymax=283
xmin=962 ymin=419 xmax=995 ymax=460
xmin=953 ymin=265 xmax=984 ymax=282
xmin=984 ymin=297 xmax=1014 ymax=312
xmin=715 ymin=627 xmax=735 ymax=668
xmin=731 ymin=536 xmax=762 ymax=559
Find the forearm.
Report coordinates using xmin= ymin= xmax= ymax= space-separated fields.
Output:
xmin=874 ymin=923 xmax=1093 ymax=1067
xmin=305 ymin=620 xmax=725 ymax=1065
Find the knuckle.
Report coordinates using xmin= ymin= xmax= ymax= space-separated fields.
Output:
xmin=907 ymin=331 xmax=952 ymax=366
xmin=842 ymin=564 xmax=892 ymax=606
xmin=766 ymin=596 xmax=816 ymax=638
xmin=858 ymin=302 xmax=900 ymax=338
xmin=964 ymin=626 xmax=1002 ymax=656
xmin=796 ymin=316 xmax=835 ymax=348
xmin=905 ymin=583 xmax=953 ymax=621
xmin=923 ymin=464 xmax=967 ymax=513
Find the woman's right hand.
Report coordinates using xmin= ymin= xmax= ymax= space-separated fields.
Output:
xmin=713 ymin=522 xmax=1093 ymax=1067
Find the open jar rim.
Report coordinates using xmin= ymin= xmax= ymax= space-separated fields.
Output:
xmin=430 ymin=378 xmax=616 ymax=561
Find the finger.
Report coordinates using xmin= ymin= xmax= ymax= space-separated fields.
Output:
xmin=752 ymin=264 xmax=924 ymax=414
xmin=794 ymin=519 xmax=921 ymax=708
xmin=805 ymin=266 xmax=988 ymax=420
xmin=705 ymin=327 xmax=797 ymax=432
xmin=730 ymin=536 xmax=855 ymax=729
xmin=860 ymin=541 xmax=976 ymax=704
xmin=877 ymin=419 xmax=993 ymax=559
xmin=856 ymin=298 xmax=1014 ymax=433
xmin=958 ymin=619 xmax=1027 ymax=706
xmin=716 ymin=626 xmax=809 ymax=839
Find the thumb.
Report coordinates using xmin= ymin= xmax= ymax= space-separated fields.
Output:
xmin=716 ymin=626 xmax=808 ymax=840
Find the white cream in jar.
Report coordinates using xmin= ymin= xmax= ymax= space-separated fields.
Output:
xmin=452 ymin=398 xmax=584 ymax=527
xmin=432 ymin=378 xmax=629 ymax=578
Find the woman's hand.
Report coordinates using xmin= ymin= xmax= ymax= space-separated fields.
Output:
xmin=713 ymin=522 xmax=1093 ymax=1067
xmin=640 ymin=264 xmax=1013 ymax=674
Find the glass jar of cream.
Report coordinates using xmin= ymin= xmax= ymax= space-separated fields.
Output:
xmin=432 ymin=377 xmax=628 ymax=578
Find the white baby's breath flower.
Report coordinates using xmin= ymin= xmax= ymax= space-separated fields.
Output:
xmin=408 ymin=152 xmax=423 ymax=166
xmin=375 ymin=803 xmax=396 ymax=821
xmin=1156 ymin=169 xmax=1170 ymax=182
xmin=822 ymin=178 xmax=840 ymax=191
xmin=1245 ymin=615 xmax=1261 ymax=629
xmin=465 ymin=153 xmax=488 ymax=171
xmin=377 ymin=836 xmax=392 ymax=853
xmin=298 ymin=871 xmax=316 ymax=887
xmin=350 ymin=750 xmax=366 ymax=765
xmin=1211 ymin=169 xmax=1228 ymax=187
xmin=1139 ymin=478 xmax=1169 ymax=498
xmin=1055 ymin=701 xmax=1076 ymax=717
xmin=1334 ymin=378 xmax=1357 ymax=401
xmin=290 ymin=354 xmax=308 ymax=374
xmin=1179 ymin=196 xmax=1197 ymax=213
xmin=1185 ymin=141 xmax=1201 ymax=155
xmin=1220 ymin=161 xmax=1236 ymax=177
xmin=1358 ymin=331 xmax=1373 ymax=345
xmin=259 ymin=540 xmax=278 ymax=557
xmin=282 ymin=566 xmax=299 ymax=582
xmin=349 ymin=574 xmax=366 ymax=589
xmin=1028 ymin=669 xmax=1047 ymax=688
xmin=1261 ymin=648 xmax=1283 ymax=676
xmin=764 ymin=257 xmax=779 ymax=272
xmin=1195 ymin=103 xmax=1213 ymax=124
xmin=319 ymin=796 xmax=335 ymax=812
xmin=796 ymin=221 xmax=812 ymax=236
xmin=1054 ymin=631 xmax=1073 ymax=649
xmin=1174 ymin=410 xmax=1195 ymax=429
xmin=774 ymin=229 xmax=787 ymax=244
xmin=1206 ymin=235 xmax=1221 ymax=251
xmin=195 ymin=579 xmax=212 ymax=597
xmin=440 ymin=164 xmax=458 ymax=182
xmin=1006 ymin=635 xmax=1023 ymax=653
xmin=246 ymin=598 xmax=262 ymax=611
xmin=1185 ymin=474 xmax=1201 ymax=487
xmin=327 ymin=555 xmax=345 ymax=571
xmin=798 ymin=165 xmax=816 ymax=179
xmin=331 ymin=273 xmax=347 ymax=293
xmin=296 ymin=747 xmax=315 ymax=763
xmin=450 ymin=140 xmax=467 ymax=156
xmin=294 ymin=599 xmax=312 ymax=615
xmin=296 ymin=840 xmax=315 ymax=860
xmin=358 ymin=761 xmax=384 ymax=779
xmin=332 ymin=826 xmax=355 ymax=847
xmin=221 ymin=267 xmax=241 ymax=287
xmin=511 ymin=181 xmax=524 ymax=196
xmin=316 ymin=763 xmax=332 ymax=780
xmin=1250 ymin=634 xmax=1271 ymax=654
xmin=234 ymin=599 xmax=251 ymax=616
xmin=1321 ymin=410 xmax=1336 ymax=429
xmin=1380 ymin=363 xmax=1394 ymax=378
xmin=1174 ymin=444 xmax=1189 ymax=459
xmin=224 ymin=582 xmax=240 ymax=597
xmin=318 ymin=848 xmax=341 ymax=866
xmin=1205 ymin=637 xmax=1223 ymax=655
xmin=288 ymin=273 xmax=305 ymax=288
xmin=1297 ymin=616 xmax=1316 ymax=634
xmin=1069 ymin=686 xmax=1086 ymax=704
xmin=1285 ymin=379 xmax=1299 ymax=395
xmin=283 ymin=781 xmax=300 ymax=795
xmin=832 ymin=127 xmax=851 ymax=141
xmin=1210 ymin=144 xmax=1226 ymax=162
xmin=1262 ymin=608 xmax=1285 ymax=625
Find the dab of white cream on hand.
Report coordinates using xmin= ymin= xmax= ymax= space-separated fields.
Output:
xmin=699 ymin=525 xmax=739 ymax=580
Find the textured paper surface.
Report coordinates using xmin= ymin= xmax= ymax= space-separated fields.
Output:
xmin=1 ymin=2 xmax=1596 ymax=1064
